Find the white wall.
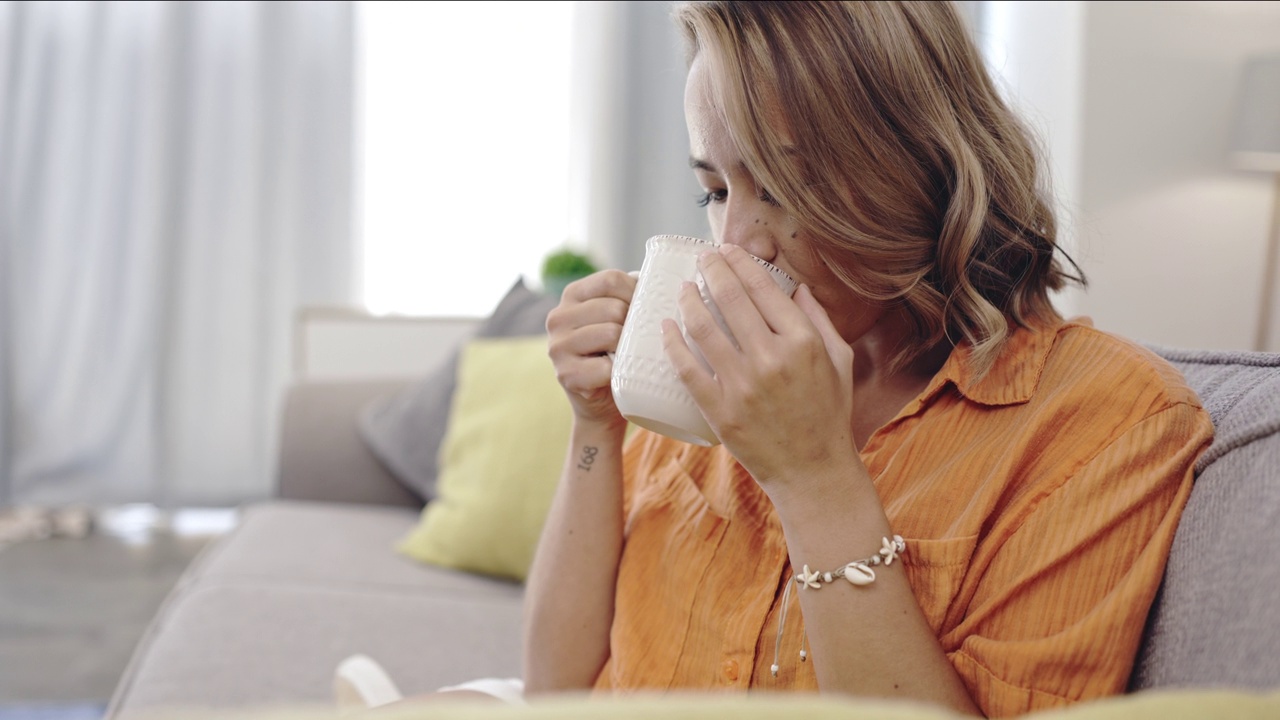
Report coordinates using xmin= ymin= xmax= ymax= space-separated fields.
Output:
xmin=978 ymin=1 xmax=1087 ymax=318
xmin=1076 ymin=1 xmax=1280 ymax=352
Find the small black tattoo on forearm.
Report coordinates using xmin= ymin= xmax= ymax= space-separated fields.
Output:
xmin=577 ymin=445 xmax=599 ymax=471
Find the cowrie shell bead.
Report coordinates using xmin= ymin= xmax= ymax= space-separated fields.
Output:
xmin=844 ymin=562 xmax=876 ymax=586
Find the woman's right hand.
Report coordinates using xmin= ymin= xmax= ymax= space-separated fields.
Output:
xmin=545 ymin=269 xmax=637 ymax=430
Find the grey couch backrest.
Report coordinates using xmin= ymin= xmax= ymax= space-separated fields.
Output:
xmin=1130 ymin=347 xmax=1280 ymax=691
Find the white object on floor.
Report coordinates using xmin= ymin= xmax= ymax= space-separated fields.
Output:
xmin=95 ymin=505 xmax=239 ymax=545
xmin=95 ymin=504 xmax=165 ymax=544
xmin=170 ymin=507 xmax=240 ymax=537
xmin=334 ymin=654 xmax=404 ymax=711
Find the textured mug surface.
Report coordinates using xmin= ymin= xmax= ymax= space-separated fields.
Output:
xmin=611 ymin=234 xmax=797 ymax=446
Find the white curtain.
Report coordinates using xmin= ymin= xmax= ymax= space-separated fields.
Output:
xmin=0 ymin=0 xmax=356 ymax=508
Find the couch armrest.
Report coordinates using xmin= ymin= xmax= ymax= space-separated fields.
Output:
xmin=276 ymin=379 xmax=423 ymax=508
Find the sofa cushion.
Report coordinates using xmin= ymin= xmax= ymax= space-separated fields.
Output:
xmin=1131 ymin=347 xmax=1280 ymax=691
xmin=357 ymin=278 xmax=559 ymax=503
xmin=193 ymin=501 xmax=524 ymax=598
xmin=278 ymin=379 xmax=421 ymax=508
xmin=108 ymin=582 xmax=524 ymax=718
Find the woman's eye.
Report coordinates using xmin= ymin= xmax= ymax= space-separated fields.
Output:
xmin=758 ymin=188 xmax=780 ymax=207
xmin=696 ymin=189 xmax=727 ymax=208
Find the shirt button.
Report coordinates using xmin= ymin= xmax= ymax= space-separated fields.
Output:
xmin=722 ymin=658 xmax=739 ymax=682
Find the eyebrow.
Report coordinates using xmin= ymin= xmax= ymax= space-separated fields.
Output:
xmin=689 ymin=147 xmax=799 ymax=174
xmin=689 ymin=157 xmax=717 ymax=173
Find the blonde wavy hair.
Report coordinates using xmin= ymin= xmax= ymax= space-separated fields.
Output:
xmin=673 ymin=0 xmax=1084 ymax=377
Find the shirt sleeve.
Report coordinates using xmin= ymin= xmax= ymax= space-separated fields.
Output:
xmin=947 ymin=400 xmax=1213 ymax=717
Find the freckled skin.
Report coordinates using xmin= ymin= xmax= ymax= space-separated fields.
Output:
xmin=684 ymin=55 xmax=885 ymax=347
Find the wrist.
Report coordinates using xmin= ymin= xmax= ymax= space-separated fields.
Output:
xmin=766 ymin=461 xmax=891 ymax=558
xmin=763 ymin=455 xmax=876 ymax=520
xmin=571 ymin=416 xmax=629 ymax=445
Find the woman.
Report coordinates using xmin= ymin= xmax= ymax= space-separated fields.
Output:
xmin=525 ymin=1 xmax=1212 ymax=717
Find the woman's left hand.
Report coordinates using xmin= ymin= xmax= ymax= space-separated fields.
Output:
xmin=661 ymin=243 xmax=859 ymax=491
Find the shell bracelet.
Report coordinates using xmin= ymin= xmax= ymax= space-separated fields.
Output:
xmin=795 ymin=535 xmax=906 ymax=589
xmin=771 ymin=535 xmax=907 ymax=678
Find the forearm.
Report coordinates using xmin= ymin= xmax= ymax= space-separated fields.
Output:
xmin=521 ymin=420 xmax=626 ymax=694
xmin=770 ymin=468 xmax=982 ymax=716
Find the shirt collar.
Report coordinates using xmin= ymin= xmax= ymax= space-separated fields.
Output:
xmin=920 ymin=316 xmax=1077 ymax=408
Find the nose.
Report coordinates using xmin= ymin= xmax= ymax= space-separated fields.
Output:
xmin=717 ymin=194 xmax=777 ymax=263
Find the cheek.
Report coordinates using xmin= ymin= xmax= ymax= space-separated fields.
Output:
xmin=707 ymin=208 xmax=726 ymax=242
xmin=785 ymin=237 xmax=837 ymax=286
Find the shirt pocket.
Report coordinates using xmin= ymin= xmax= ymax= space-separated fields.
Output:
xmin=900 ymin=534 xmax=978 ymax=637
xmin=609 ymin=458 xmax=730 ymax=690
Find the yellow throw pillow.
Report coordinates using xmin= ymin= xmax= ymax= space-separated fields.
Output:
xmin=397 ymin=336 xmax=573 ymax=581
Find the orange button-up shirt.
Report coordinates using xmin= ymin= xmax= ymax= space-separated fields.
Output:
xmin=594 ymin=318 xmax=1213 ymax=717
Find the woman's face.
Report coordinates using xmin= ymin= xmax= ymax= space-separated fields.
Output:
xmin=683 ymin=55 xmax=883 ymax=345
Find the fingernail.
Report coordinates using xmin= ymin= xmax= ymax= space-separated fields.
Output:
xmin=718 ymin=244 xmax=734 ymax=255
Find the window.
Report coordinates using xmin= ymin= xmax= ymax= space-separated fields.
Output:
xmin=357 ymin=1 xmax=574 ymax=317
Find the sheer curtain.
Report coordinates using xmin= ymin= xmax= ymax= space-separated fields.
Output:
xmin=0 ymin=1 xmax=356 ymax=508
xmin=570 ymin=0 xmax=709 ymax=272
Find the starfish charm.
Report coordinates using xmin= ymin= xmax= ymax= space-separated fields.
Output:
xmin=796 ymin=564 xmax=823 ymax=589
xmin=880 ymin=536 xmax=900 ymax=565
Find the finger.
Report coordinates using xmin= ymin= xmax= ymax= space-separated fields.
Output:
xmin=660 ymin=317 xmax=718 ymax=403
xmin=676 ymin=280 xmax=738 ymax=365
xmin=560 ymin=269 xmax=637 ymax=304
xmin=695 ymin=248 xmax=773 ymax=349
xmin=546 ymin=295 xmax=630 ymax=334
xmin=793 ymin=284 xmax=853 ymax=381
xmin=562 ymin=321 xmax=626 ymax=359
xmin=706 ymin=243 xmax=803 ymax=348
xmin=714 ymin=244 xmax=806 ymax=336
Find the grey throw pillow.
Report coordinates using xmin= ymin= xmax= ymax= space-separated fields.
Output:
xmin=357 ymin=277 xmax=561 ymax=501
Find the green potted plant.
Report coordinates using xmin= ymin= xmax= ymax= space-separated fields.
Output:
xmin=540 ymin=247 xmax=599 ymax=298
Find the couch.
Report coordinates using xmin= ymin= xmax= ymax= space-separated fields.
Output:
xmin=105 ymin=296 xmax=1280 ymax=719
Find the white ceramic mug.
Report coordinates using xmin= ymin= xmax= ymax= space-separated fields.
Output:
xmin=610 ymin=234 xmax=798 ymax=446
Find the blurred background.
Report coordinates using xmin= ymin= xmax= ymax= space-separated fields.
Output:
xmin=2 ymin=0 xmax=1278 ymax=512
